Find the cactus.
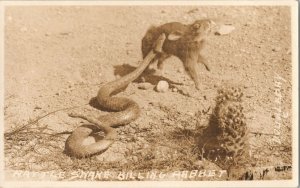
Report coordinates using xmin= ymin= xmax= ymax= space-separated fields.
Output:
xmin=197 ymin=86 xmax=252 ymax=179
xmin=214 ymin=87 xmax=249 ymax=161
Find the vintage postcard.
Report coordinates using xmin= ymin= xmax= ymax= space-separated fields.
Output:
xmin=0 ymin=1 xmax=298 ymax=187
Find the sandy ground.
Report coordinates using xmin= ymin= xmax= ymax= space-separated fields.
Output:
xmin=4 ymin=6 xmax=293 ymax=181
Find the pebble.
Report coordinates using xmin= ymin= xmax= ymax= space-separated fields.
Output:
xmin=172 ymin=88 xmax=178 ymax=92
xmin=126 ymin=49 xmax=132 ymax=55
xmin=272 ymin=47 xmax=281 ymax=52
xmin=253 ymin=155 xmax=259 ymax=159
xmin=187 ymin=112 xmax=194 ymax=116
xmin=181 ymin=89 xmax=191 ymax=97
xmin=132 ymin=156 xmax=139 ymax=163
xmin=215 ymin=25 xmax=235 ymax=35
xmin=137 ymin=82 xmax=153 ymax=90
xmin=34 ymin=106 xmax=42 ymax=110
xmin=126 ymin=144 xmax=133 ymax=151
xmin=156 ymin=80 xmax=169 ymax=93
xmin=273 ymin=151 xmax=280 ymax=156
xmin=280 ymin=146 xmax=286 ymax=151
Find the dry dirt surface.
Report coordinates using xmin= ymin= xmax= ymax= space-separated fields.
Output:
xmin=4 ymin=6 xmax=293 ymax=181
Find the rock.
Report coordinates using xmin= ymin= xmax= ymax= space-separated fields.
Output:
xmin=272 ymin=47 xmax=281 ymax=52
xmin=215 ymin=25 xmax=235 ymax=35
xmin=137 ymin=82 xmax=153 ymax=90
xmin=34 ymin=106 xmax=42 ymax=110
xmin=280 ymin=146 xmax=286 ymax=151
xmin=181 ymin=89 xmax=191 ymax=97
xmin=187 ymin=112 xmax=194 ymax=116
xmin=156 ymin=81 xmax=169 ymax=92
xmin=172 ymin=88 xmax=178 ymax=92
xmin=273 ymin=151 xmax=280 ymax=156
xmin=132 ymin=156 xmax=139 ymax=163
xmin=126 ymin=49 xmax=132 ymax=55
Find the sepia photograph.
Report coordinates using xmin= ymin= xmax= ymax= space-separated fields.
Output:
xmin=1 ymin=1 xmax=298 ymax=187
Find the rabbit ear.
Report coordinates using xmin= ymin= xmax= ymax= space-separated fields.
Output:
xmin=168 ymin=31 xmax=184 ymax=41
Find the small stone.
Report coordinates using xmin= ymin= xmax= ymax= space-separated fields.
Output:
xmin=273 ymin=151 xmax=280 ymax=156
xmin=137 ymin=82 xmax=153 ymax=90
xmin=172 ymin=88 xmax=178 ymax=92
xmin=272 ymin=47 xmax=281 ymax=52
xmin=156 ymin=80 xmax=169 ymax=93
xmin=280 ymin=146 xmax=286 ymax=151
xmin=181 ymin=89 xmax=191 ymax=97
xmin=132 ymin=156 xmax=139 ymax=163
xmin=187 ymin=112 xmax=194 ymax=116
xmin=286 ymin=49 xmax=291 ymax=55
xmin=126 ymin=50 xmax=132 ymax=55
xmin=143 ymin=144 xmax=149 ymax=149
xmin=215 ymin=25 xmax=235 ymax=35
xmin=34 ymin=106 xmax=42 ymax=110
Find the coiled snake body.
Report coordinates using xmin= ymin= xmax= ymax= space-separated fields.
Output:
xmin=65 ymin=34 xmax=166 ymax=158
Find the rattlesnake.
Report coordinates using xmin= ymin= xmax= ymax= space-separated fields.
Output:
xmin=65 ymin=34 xmax=166 ymax=158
